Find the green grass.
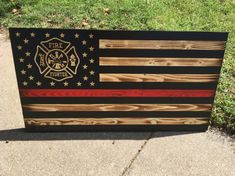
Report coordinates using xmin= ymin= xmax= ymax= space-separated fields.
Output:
xmin=1 ymin=0 xmax=235 ymax=134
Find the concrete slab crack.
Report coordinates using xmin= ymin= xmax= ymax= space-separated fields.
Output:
xmin=120 ymin=132 xmax=153 ymax=176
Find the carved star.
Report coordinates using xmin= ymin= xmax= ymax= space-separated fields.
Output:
xmin=90 ymin=82 xmax=95 ymax=86
xmin=74 ymin=33 xmax=79 ymax=38
xmin=83 ymin=76 xmax=88 ymax=81
xmin=60 ymin=33 xmax=65 ymax=38
xmin=30 ymin=32 xmax=35 ymax=37
xmin=36 ymin=81 xmax=42 ymax=86
xmin=89 ymin=46 xmax=94 ymax=52
xmin=50 ymin=81 xmax=55 ymax=86
xmin=17 ymin=45 xmax=22 ymax=50
xmin=89 ymin=34 xmax=94 ymax=38
xmin=89 ymin=70 xmax=95 ymax=75
xmin=27 ymin=64 xmax=32 ymax=69
xmin=29 ymin=75 xmax=34 ymax=80
xmin=63 ymin=81 xmax=69 ymax=86
xmin=15 ymin=32 xmax=20 ymax=37
xmin=82 ymin=52 xmax=87 ymax=58
xmin=77 ymin=82 xmax=82 ymax=86
xmin=23 ymin=81 xmax=28 ymax=86
xmin=19 ymin=58 xmax=24 ymax=63
xmin=45 ymin=33 xmax=50 ymax=38
xmin=82 ymin=40 xmax=87 ymax=45
xmin=83 ymin=65 xmax=88 ymax=69
xmin=25 ymin=52 xmax=31 ymax=56
xmin=21 ymin=70 xmax=26 ymax=75
xmin=24 ymin=38 xmax=29 ymax=44
xmin=89 ymin=58 xmax=94 ymax=63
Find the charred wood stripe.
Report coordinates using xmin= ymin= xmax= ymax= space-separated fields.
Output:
xmin=21 ymin=97 xmax=214 ymax=104
xmin=97 ymin=30 xmax=228 ymax=41
xmin=22 ymin=104 xmax=212 ymax=112
xmin=99 ymin=49 xmax=225 ymax=58
xmin=24 ymin=118 xmax=209 ymax=126
xmin=23 ymin=111 xmax=211 ymax=118
xmin=100 ymin=74 xmax=219 ymax=82
xmin=24 ymin=124 xmax=209 ymax=132
xmin=99 ymin=40 xmax=225 ymax=50
xmin=99 ymin=66 xmax=221 ymax=74
xmin=99 ymin=57 xmax=222 ymax=66
xmin=19 ymin=89 xmax=215 ymax=98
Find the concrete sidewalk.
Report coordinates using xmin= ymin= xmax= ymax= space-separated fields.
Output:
xmin=0 ymin=33 xmax=235 ymax=176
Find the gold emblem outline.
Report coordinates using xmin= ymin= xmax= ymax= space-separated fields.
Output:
xmin=34 ymin=46 xmax=49 ymax=74
xmin=40 ymin=37 xmax=71 ymax=52
xmin=34 ymin=37 xmax=80 ymax=82
xmin=45 ymin=48 xmax=69 ymax=72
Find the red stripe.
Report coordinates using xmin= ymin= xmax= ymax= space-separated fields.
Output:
xmin=19 ymin=89 xmax=215 ymax=98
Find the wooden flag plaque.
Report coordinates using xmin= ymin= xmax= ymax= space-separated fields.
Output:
xmin=9 ymin=28 xmax=228 ymax=131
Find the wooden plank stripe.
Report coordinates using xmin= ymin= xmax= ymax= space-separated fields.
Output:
xmin=19 ymin=89 xmax=215 ymax=97
xmin=22 ymin=104 xmax=212 ymax=112
xmin=24 ymin=118 xmax=209 ymax=125
xmin=100 ymin=74 xmax=219 ymax=82
xmin=99 ymin=57 xmax=222 ymax=66
xmin=99 ymin=40 xmax=225 ymax=50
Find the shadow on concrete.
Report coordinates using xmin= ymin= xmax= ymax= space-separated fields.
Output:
xmin=0 ymin=128 xmax=201 ymax=141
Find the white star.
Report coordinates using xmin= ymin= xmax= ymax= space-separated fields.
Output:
xmin=25 ymin=52 xmax=31 ymax=56
xmin=24 ymin=38 xmax=29 ymax=44
xmin=82 ymin=52 xmax=87 ymax=58
xmin=89 ymin=34 xmax=94 ymax=38
xmin=27 ymin=64 xmax=32 ymax=69
xmin=29 ymin=76 xmax=34 ymax=80
xmin=17 ymin=45 xmax=22 ymax=50
xmin=16 ymin=32 xmax=20 ymax=37
xmin=63 ymin=81 xmax=69 ymax=86
xmin=50 ymin=81 xmax=55 ymax=86
xmin=89 ymin=46 xmax=94 ymax=51
xmin=30 ymin=32 xmax=35 ymax=37
xmin=21 ymin=70 xmax=26 ymax=75
xmin=89 ymin=70 xmax=95 ymax=75
xmin=74 ymin=33 xmax=79 ymax=38
xmin=77 ymin=82 xmax=82 ymax=86
xmin=23 ymin=81 xmax=28 ymax=86
xmin=83 ymin=76 xmax=88 ymax=81
xmin=19 ymin=58 xmax=24 ymax=63
xmin=90 ymin=82 xmax=95 ymax=86
xmin=36 ymin=81 xmax=42 ymax=86
xmin=89 ymin=58 xmax=94 ymax=63
xmin=60 ymin=33 xmax=65 ymax=38
xmin=83 ymin=65 xmax=88 ymax=69
xmin=45 ymin=33 xmax=50 ymax=38
xmin=82 ymin=40 xmax=87 ymax=45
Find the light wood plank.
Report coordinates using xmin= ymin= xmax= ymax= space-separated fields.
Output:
xmin=100 ymin=74 xmax=219 ymax=82
xmin=24 ymin=118 xmax=209 ymax=125
xmin=99 ymin=40 xmax=225 ymax=50
xmin=23 ymin=104 xmax=212 ymax=112
xmin=99 ymin=57 xmax=222 ymax=66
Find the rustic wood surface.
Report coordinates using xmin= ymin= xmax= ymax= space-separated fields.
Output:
xmin=99 ymin=40 xmax=225 ymax=50
xmin=100 ymin=74 xmax=219 ymax=82
xmin=24 ymin=117 xmax=209 ymax=125
xmin=23 ymin=104 xmax=212 ymax=112
xmin=99 ymin=57 xmax=222 ymax=66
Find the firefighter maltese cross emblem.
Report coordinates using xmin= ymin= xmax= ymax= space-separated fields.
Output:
xmin=34 ymin=37 xmax=80 ymax=81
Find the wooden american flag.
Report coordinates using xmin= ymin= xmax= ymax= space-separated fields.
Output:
xmin=9 ymin=28 xmax=228 ymax=131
